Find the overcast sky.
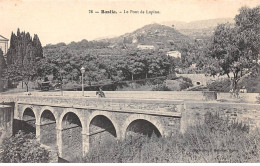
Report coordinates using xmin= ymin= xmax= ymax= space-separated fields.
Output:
xmin=1 ymin=0 xmax=260 ymax=46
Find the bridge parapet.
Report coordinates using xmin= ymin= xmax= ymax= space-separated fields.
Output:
xmin=0 ymin=95 xmax=17 ymax=103
xmin=16 ymin=95 xmax=183 ymax=117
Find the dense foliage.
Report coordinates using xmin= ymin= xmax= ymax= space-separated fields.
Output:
xmin=2 ymin=6 xmax=260 ymax=92
xmin=38 ymin=24 xmax=212 ymax=88
xmin=0 ymin=49 xmax=6 ymax=91
xmin=207 ymin=6 xmax=260 ymax=90
xmin=207 ymin=78 xmax=232 ymax=92
xmin=0 ymin=131 xmax=50 ymax=163
xmin=3 ymin=29 xmax=43 ymax=91
xmin=38 ymin=23 xmax=224 ymax=88
xmin=39 ymin=47 xmax=173 ymax=86
xmin=80 ymin=112 xmax=259 ymax=163
xmin=0 ymin=49 xmax=6 ymax=75
xmin=152 ymin=76 xmax=193 ymax=91
xmin=6 ymin=29 xmax=43 ymax=65
xmin=235 ymin=66 xmax=260 ymax=93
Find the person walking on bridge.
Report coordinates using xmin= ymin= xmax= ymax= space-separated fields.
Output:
xmin=96 ymin=87 xmax=105 ymax=98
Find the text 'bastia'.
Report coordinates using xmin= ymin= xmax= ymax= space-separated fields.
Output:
xmin=101 ymin=10 xmax=117 ymax=14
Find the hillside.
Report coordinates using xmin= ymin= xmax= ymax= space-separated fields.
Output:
xmin=105 ymin=23 xmax=191 ymax=44
xmin=44 ymin=23 xmax=192 ymax=57
xmin=161 ymin=18 xmax=235 ymax=40
xmin=101 ymin=23 xmax=192 ymax=52
xmin=162 ymin=18 xmax=234 ymax=30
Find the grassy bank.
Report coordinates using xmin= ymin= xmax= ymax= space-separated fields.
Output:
xmin=76 ymin=112 xmax=260 ymax=163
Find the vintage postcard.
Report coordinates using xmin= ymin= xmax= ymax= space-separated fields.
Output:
xmin=0 ymin=0 xmax=260 ymax=163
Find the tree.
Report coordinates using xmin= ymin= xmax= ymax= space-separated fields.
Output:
xmin=0 ymin=49 xmax=6 ymax=74
xmin=32 ymin=34 xmax=43 ymax=60
xmin=98 ymin=57 xmax=118 ymax=81
xmin=21 ymin=55 xmax=38 ymax=92
xmin=3 ymin=56 xmax=38 ymax=92
xmin=138 ymin=50 xmax=155 ymax=78
xmin=4 ymin=29 xmax=43 ymax=90
xmin=0 ymin=49 xmax=6 ymax=91
xmin=209 ymin=6 xmax=260 ymax=90
xmin=0 ymin=130 xmax=50 ymax=163
xmin=127 ymin=56 xmax=145 ymax=81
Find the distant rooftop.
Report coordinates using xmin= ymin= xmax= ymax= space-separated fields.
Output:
xmin=0 ymin=35 xmax=8 ymax=42
xmin=137 ymin=45 xmax=155 ymax=50
xmin=167 ymin=51 xmax=181 ymax=58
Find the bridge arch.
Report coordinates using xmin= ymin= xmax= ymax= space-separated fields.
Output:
xmin=39 ymin=106 xmax=57 ymax=124
xmin=21 ymin=105 xmax=38 ymax=121
xmin=21 ymin=106 xmax=37 ymax=134
xmin=87 ymin=111 xmax=119 ymax=148
xmin=86 ymin=111 xmax=119 ymax=135
xmin=122 ymin=114 xmax=164 ymax=139
xmin=59 ymin=109 xmax=84 ymax=160
xmin=39 ymin=108 xmax=57 ymax=146
xmin=58 ymin=109 xmax=85 ymax=131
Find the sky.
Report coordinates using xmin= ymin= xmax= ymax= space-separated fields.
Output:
xmin=1 ymin=0 xmax=260 ymax=46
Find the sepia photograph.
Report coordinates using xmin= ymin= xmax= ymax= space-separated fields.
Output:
xmin=0 ymin=0 xmax=260 ymax=163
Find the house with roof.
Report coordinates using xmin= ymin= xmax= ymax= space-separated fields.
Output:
xmin=166 ymin=51 xmax=181 ymax=58
xmin=0 ymin=35 xmax=8 ymax=92
xmin=0 ymin=35 xmax=9 ymax=56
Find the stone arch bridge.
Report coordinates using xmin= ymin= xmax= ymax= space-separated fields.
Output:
xmin=14 ymin=95 xmax=183 ymax=161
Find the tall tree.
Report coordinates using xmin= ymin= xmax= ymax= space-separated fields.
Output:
xmin=33 ymin=34 xmax=43 ymax=59
xmin=209 ymin=6 xmax=260 ymax=90
xmin=0 ymin=49 xmax=6 ymax=72
xmin=0 ymin=49 xmax=6 ymax=91
xmin=4 ymin=29 xmax=43 ymax=90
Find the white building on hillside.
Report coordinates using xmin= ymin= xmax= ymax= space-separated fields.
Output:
xmin=167 ymin=51 xmax=181 ymax=58
xmin=137 ymin=45 xmax=155 ymax=50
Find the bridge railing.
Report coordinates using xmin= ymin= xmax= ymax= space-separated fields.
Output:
xmin=0 ymin=95 xmax=17 ymax=103
xmin=16 ymin=95 xmax=184 ymax=117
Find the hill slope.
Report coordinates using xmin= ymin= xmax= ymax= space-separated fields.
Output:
xmin=161 ymin=18 xmax=235 ymax=39
xmin=44 ymin=23 xmax=193 ymax=57
xmin=101 ymin=23 xmax=192 ymax=52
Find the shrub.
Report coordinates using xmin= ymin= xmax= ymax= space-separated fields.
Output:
xmin=83 ymin=112 xmax=260 ymax=163
xmin=165 ymin=77 xmax=193 ymax=91
xmin=0 ymin=130 xmax=50 ymax=163
xmin=150 ymin=78 xmax=165 ymax=85
xmin=63 ymin=81 xmax=79 ymax=90
xmin=207 ymin=78 xmax=231 ymax=92
xmin=179 ymin=78 xmax=193 ymax=90
xmin=204 ymin=112 xmax=249 ymax=133
xmin=135 ymin=80 xmax=147 ymax=86
xmin=167 ymin=73 xmax=177 ymax=80
xmin=152 ymin=84 xmax=171 ymax=91
xmin=179 ymin=76 xmax=192 ymax=85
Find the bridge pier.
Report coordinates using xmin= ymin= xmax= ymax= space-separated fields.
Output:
xmin=82 ymin=133 xmax=90 ymax=157
xmin=176 ymin=104 xmax=184 ymax=113
xmin=35 ymin=122 xmax=41 ymax=142
xmin=56 ymin=128 xmax=63 ymax=158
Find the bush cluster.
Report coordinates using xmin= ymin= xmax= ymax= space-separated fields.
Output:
xmin=0 ymin=131 xmax=50 ymax=163
xmin=207 ymin=78 xmax=231 ymax=92
xmin=152 ymin=84 xmax=171 ymax=91
xmin=82 ymin=112 xmax=260 ymax=163
xmin=179 ymin=77 xmax=193 ymax=90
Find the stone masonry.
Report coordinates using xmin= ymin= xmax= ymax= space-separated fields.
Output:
xmin=14 ymin=95 xmax=183 ymax=161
